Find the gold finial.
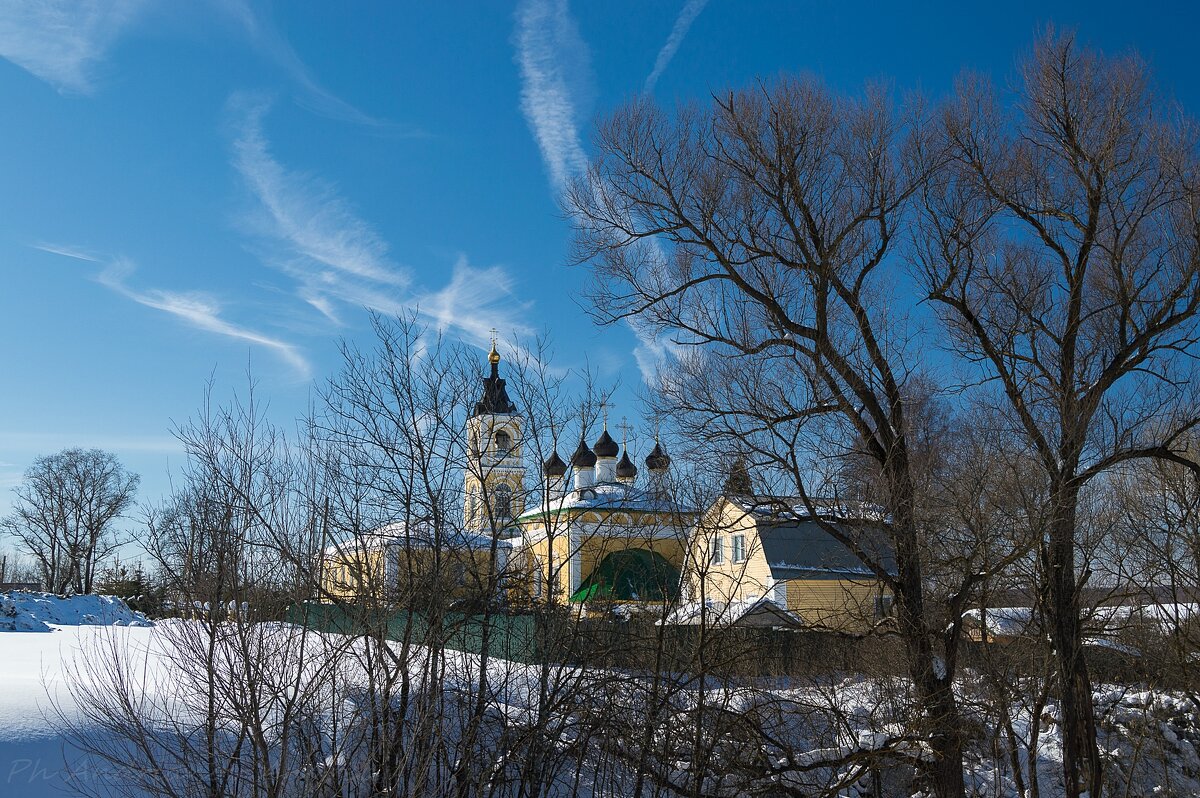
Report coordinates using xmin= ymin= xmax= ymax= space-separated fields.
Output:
xmin=488 ymin=328 xmax=500 ymax=365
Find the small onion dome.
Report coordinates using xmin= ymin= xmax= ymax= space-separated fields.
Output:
xmin=542 ymin=450 xmax=567 ymax=477
xmin=616 ymin=450 xmax=638 ymax=479
xmin=645 ymin=441 xmax=671 ymax=471
xmin=571 ymin=437 xmax=597 ymax=468
xmin=592 ymin=428 xmax=619 ymax=458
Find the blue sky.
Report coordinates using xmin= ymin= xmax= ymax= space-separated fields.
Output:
xmin=1 ymin=0 xmax=1198 ymax=520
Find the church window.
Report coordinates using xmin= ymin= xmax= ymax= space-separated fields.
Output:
xmin=495 ymin=429 xmax=512 ymax=455
xmin=731 ymin=534 xmax=746 ymax=563
xmin=710 ymin=536 xmax=725 ymax=565
xmin=493 ymin=484 xmax=513 ymax=520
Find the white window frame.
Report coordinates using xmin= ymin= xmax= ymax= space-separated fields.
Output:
xmin=710 ymin=535 xmax=725 ymax=565
xmin=731 ymin=534 xmax=746 ymax=563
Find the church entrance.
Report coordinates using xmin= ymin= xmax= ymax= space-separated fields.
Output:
xmin=570 ymin=548 xmax=681 ymax=602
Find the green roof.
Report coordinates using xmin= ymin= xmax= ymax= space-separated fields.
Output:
xmin=569 ymin=548 xmax=681 ymax=603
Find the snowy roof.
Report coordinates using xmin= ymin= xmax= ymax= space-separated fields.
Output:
xmin=961 ymin=603 xmax=1200 ymax=639
xmin=717 ymin=495 xmax=894 ymax=579
xmin=661 ymin=596 xmax=804 ymax=627
xmin=324 ymin=522 xmax=513 ymax=555
xmin=730 ymin=494 xmax=889 ymax=524
xmin=517 ymin=481 xmax=694 ymax=521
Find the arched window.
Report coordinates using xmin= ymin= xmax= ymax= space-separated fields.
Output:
xmin=495 ymin=429 xmax=512 ymax=455
xmin=493 ymin=484 xmax=513 ymax=520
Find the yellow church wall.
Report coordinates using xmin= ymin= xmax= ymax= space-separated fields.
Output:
xmin=321 ymin=539 xmax=508 ymax=606
xmin=321 ymin=544 xmax=388 ymax=604
xmin=512 ymin=509 xmax=691 ymax=605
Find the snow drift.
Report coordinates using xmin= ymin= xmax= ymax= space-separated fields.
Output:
xmin=0 ymin=591 xmax=153 ymax=633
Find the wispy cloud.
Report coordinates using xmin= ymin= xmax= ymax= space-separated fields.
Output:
xmin=215 ymin=0 xmax=411 ymax=132
xmin=513 ymin=0 xmax=681 ymax=385
xmin=416 ymin=256 xmax=534 ymax=350
xmin=31 ymin=241 xmax=103 ymax=262
xmin=95 ymin=256 xmax=312 ymax=378
xmin=0 ymin=0 xmax=401 ymax=131
xmin=0 ymin=0 xmax=146 ymax=94
xmin=628 ymin=316 xmax=679 ymax=386
xmin=515 ymin=0 xmax=591 ymax=190
xmin=230 ymin=93 xmax=409 ymax=289
xmin=644 ymin=0 xmax=709 ymax=94
xmin=229 ymin=98 xmax=531 ymax=356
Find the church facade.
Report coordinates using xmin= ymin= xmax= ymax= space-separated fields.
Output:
xmin=465 ymin=343 xmax=694 ymax=609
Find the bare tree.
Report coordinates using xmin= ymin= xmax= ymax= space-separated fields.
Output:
xmin=916 ymin=30 xmax=1200 ymax=797
xmin=1110 ymin=439 xmax=1200 ymax=703
xmin=2 ymin=447 xmax=139 ymax=594
xmin=565 ymin=76 xmax=984 ymax=797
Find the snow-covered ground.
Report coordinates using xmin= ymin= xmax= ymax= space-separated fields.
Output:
xmin=0 ymin=594 xmax=157 ymax=797
xmin=0 ymin=593 xmax=1197 ymax=797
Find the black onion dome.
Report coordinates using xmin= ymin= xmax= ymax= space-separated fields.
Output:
xmin=592 ymin=429 xmax=619 ymax=458
xmin=471 ymin=355 xmax=517 ymax=417
xmin=616 ymin=450 xmax=638 ymax=479
xmin=571 ymin=438 xmax=597 ymax=468
xmin=645 ymin=441 xmax=671 ymax=471
xmin=542 ymin=450 xmax=567 ymax=477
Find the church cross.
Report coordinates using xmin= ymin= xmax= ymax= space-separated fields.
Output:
xmin=618 ymin=417 xmax=635 ymax=448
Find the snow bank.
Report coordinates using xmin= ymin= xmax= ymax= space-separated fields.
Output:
xmin=0 ymin=592 xmax=153 ymax=633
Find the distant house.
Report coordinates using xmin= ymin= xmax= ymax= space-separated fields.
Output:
xmin=962 ymin=597 xmax=1200 ymax=646
xmin=0 ymin=582 xmax=41 ymax=592
xmin=679 ymin=494 xmax=895 ymax=631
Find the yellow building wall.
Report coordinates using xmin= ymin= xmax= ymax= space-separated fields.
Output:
xmin=685 ymin=500 xmax=774 ymax=604
xmin=321 ymin=545 xmax=388 ymax=603
xmin=464 ymin=413 xmax=526 ymax=532
xmin=684 ymin=498 xmax=890 ymax=631
xmin=321 ymin=541 xmax=505 ymax=605
xmin=784 ymin=578 xmax=883 ymax=631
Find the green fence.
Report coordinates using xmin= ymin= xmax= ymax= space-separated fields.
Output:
xmin=286 ymin=602 xmax=546 ymax=664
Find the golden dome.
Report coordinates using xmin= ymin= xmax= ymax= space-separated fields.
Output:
xmin=488 ymin=341 xmax=501 ymax=365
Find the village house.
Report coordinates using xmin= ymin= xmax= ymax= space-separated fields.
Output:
xmin=677 ymin=479 xmax=896 ymax=631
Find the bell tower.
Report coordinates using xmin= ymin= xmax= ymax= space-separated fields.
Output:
xmin=464 ymin=338 xmax=526 ymax=532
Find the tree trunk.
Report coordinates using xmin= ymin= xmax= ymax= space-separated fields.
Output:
xmin=889 ymin=464 xmax=965 ymax=798
xmin=1045 ymin=482 xmax=1102 ymax=797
